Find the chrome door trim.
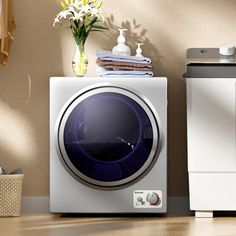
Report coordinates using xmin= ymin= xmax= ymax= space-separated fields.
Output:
xmin=55 ymin=83 xmax=164 ymax=188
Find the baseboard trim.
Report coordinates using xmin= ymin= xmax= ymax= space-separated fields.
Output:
xmin=21 ymin=197 xmax=50 ymax=213
xmin=21 ymin=196 xmax=192 ymax=215
xmin=167 ymin=197 xmax=192 ymax=216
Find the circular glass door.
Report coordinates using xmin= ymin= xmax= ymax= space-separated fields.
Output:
xmin=57 ymin=86 xmax=161 ymax=188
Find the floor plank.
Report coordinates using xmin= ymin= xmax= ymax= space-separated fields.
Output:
xmin=1 ymin=214 xmax=236 ymax=236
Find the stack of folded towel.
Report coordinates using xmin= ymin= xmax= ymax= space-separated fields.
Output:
xmin=96 ymin=51 xmax=154 ymax=77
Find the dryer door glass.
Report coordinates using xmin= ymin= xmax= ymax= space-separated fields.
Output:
xmin=58 ymin=88 xmax=160 ymax=188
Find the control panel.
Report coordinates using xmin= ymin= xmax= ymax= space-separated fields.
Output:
xmin=133 ymin=190 xmax=162 ymax=208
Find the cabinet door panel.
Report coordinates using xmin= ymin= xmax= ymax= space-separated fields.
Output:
xmin=187 ymin=78 xmax=236 ymax=172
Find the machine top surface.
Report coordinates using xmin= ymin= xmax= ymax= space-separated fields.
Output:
xmin=187 ymin=48 xmax=236 ymax=65
xmin=185 ymin=48 xmax=236 ymax=78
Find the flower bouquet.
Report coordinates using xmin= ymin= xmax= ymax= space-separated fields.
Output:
xmin=54 ymin=0 xmax=107 ymax=76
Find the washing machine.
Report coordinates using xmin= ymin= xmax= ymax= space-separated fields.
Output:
xmin=50 ymin=77 xmax=167 ymax=213
xmin=185 ymin=47 xmax=236 ymax=217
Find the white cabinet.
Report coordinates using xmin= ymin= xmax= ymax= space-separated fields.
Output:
xmin=187 ymin=78 xmax=236 ymax=172
xmin=186 ymin=47 xmax=236 ymax=217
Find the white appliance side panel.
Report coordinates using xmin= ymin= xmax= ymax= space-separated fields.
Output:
xmin=187 ymin=78 xmax=236 ymax=172
xmin=189 ymin=173 xmax=236 ymax=210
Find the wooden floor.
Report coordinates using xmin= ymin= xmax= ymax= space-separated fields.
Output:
xmin=1 ymin=214 xmax=236 ymax=236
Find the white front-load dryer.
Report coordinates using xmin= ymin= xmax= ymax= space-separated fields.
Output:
xmin=50 ymin=77 xmax=167 ymax=213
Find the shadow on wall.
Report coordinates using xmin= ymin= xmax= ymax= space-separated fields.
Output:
xmin=98 ymin=14 xmax=163 ymax=76
xmin=0 ymin=0 xmax=63 ymax=196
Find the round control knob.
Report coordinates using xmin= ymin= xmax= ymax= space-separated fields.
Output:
xmin=146 ymin=192 xmax=160 ymax=205
xmin=137 ymin=197 xmax=143 ymax=202
xmin=219 ymin=44 xmax=235 ymax=56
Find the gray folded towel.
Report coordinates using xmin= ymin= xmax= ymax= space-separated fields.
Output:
xmin=0 ymin=167 xmax=22 ymax=175
xmin=9 ymin=168 xmax=22 ymax=175
xmin=0 ymin=167 xmax=6 ymax=175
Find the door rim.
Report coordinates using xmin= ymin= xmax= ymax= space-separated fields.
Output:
xmin=55 ymin=84 xmax=163 ymax=188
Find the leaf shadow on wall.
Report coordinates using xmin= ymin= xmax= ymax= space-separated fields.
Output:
xmin=98 ymin=14 xmax=163 ymax=76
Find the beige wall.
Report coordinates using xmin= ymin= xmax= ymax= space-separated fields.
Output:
xmin=0 ymin=0 xmax=236 ymax=197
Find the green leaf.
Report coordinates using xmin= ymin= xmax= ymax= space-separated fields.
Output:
xmin=90 ymin=29 xmax=105 ymax=32
xmin=89 ymin=17 xmax=98 ymax=26
xmin=92 ymin=24 xmax=108 ymax=30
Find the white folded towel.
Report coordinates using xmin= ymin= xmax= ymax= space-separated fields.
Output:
xmin=97 ymin=67 xmax=154 ymax=77
xmin=96 ymin=50 xmax=152 ymax=65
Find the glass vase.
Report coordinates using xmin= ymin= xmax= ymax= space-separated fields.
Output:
xmin=72 ymin=43 xmax=88 ymax=77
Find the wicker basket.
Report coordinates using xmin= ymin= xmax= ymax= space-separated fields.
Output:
xmin=0 ymin=174 xmax=24 ymax=217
